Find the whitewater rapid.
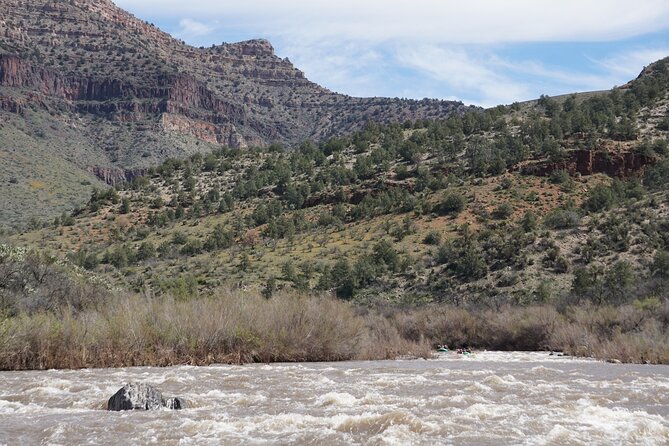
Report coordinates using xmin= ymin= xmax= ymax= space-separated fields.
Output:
xmin=1 ymin=352 xmax=668 ymax=445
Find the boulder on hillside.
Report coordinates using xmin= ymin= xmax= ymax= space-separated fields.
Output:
xmin=107 ymin=383 xmax=187 ymax=411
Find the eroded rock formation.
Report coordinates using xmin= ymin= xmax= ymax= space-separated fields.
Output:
xmin=521 ymin=150 xmax=655 ymax=178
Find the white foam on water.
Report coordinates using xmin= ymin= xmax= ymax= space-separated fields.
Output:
xmin=2 ymin=352 xmax=669 ymax=445
xmin=175 ymin=417 xmax=247 ymax=442
xmin=316 ymin=391 xmax=359 ymax=407
xmin=462 ymin=381 xmax=494 ymax=394
xmin=359 ymin=392 xmax=385 ymax=405
xmin=43 ymin=423 xmax=69 ymax=445
xmin=448 ymin=351 xmax=596 ymax=363
xmin=332 ymin=410 xmax=434 ymax=436
xmin=314 ymin=375 xmax=336 ymax=385
xmin=443 ymin=393 xmax=489 ymax=406
xmin=462 ymin=402 xmax=523 ymax=421
xmin=534 ymin=424 xmax=585 ymax=446
xmin=481 ymin=374 xmax=524 ymax=391
xmin=0 ymin=397 xmax=95 ymax=415
xmin=251 ymin=412 xmax=327 ymax=436
xmin=368 ymin=423 xmax=423 ymax=446
xmin=231 ymin=392 xmax=268 ymax=406
xmin=202 ymin=389 xmax=231 ymax=399
xmin=529 ymin=365 xmax=565 ymax=375
xmin=372 ymin=376 xmax=407 ymax=388
xmin=571 ymin=399 xmax=669 ymax=445
xmin=0 ymin=399 xmax=41 ymax=414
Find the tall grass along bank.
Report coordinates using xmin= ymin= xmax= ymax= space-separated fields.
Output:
xmin=1 ymin=287 xmax=669 ymax=370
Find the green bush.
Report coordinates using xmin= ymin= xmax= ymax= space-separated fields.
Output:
xmin=543 ymin=209 xmax=581 ymax=229
xmin=583 ymin=185 xmax=615 ymax=213
xmin=645 ymin=160 xmax=669 ymax=191
xmin=204 ymin=224 xmax=233 ymax=251
xmin=658 ymin=117 xmax=669 ymax=131
xmin=104 ymin=245 xmax=135 ymax=268
xmin=436 ymin=191 xmax=466 ymax=216
xmin=652 ymin=251 xmax=669 ymax=279
xmin=158 ymin=275 xmax=198 ymax=299
xmin=120 ymin=197 xmax=131 ymax=214
xmin=180 ymin=238 xmax=203 ymax=256
xmin=520 ymin=211 xmax=538 ymax=232
xmin=423 ymin=231 xmax=442 ymax=245
xmin=492 ymin=203 xmax=514 ymax=220
xmin=136 ymin=241 xmax=156 ymax=261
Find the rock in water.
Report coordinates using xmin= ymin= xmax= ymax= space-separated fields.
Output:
xmin=107 ymin=383 xmax=165 ymax=411
xmin=163 ymin=397 xmax=187 ymax=410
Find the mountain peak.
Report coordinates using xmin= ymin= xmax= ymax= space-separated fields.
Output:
xmin=0 ymin=0 xmax=470 ymax=226
xmin=233 ymin=38 xmax=276 ymax=57
xmin=206 ymin=38 xmax=277 ymax=58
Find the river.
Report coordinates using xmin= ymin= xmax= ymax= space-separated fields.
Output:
xmin=0 ymin=352 xmax=668 ymax=445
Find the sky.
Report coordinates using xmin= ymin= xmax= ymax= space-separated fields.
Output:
xmin=115 ymin=0 xmax=669 ymax=107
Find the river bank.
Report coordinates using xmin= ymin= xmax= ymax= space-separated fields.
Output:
xmin=1 ymin=289 xmax=669 ymax=370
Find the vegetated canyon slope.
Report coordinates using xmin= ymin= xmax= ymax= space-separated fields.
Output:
xmin=0 ymin=0 xmax=469 ymax=228
xmin=12 ymin=56 xmax=669 ymax=309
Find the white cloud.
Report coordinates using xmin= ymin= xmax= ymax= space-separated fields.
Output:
xmin=174 ymin=18 xmax=217 ymax=40
xmin=283 ymin=41 xmax=387 ymax=97
xmin=395 ymin=46 xmax=530 ymax=106
xmin=593 ymin=48 xmax=669 ymax=79
xmin=392 ymin=44 xmax=669 ymax=106
xmin=112 ymin=0 xmax=669 ymax=105
xmin=117 ymin=0 xmax=669 ymax=44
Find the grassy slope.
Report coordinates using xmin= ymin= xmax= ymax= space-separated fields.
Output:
xmin=13 ymin=168 xmax=609 ymax=299
xmin=0 ymin=109 xmax=102 ymax=228
xmin=0 ymin=93 xmax=222 ymax=229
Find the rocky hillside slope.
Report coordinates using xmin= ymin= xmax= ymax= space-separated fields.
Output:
xmin=0 ymin=0 xmax=469 ymax=228
xmin=11 ymin=57 xmax=669 ymax=308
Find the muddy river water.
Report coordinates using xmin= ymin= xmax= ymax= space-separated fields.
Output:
xmin=1 ymin=352 xmax=668 ymax=445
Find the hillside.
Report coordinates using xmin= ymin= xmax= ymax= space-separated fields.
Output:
xmin=11 ymin=57 xmax=669 ymax=310
xmin=4 ymin=57 xmax=669 ymax=367
xmin=0 ymin=0 xmax=469 ymax=228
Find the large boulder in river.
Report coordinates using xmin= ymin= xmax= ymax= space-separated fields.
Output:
xmin=107 ymin=383 xmax=187 ymax=411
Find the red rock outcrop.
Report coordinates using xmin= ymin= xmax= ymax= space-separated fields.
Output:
xmin=521 ymin=149 xmax=655 ymax=178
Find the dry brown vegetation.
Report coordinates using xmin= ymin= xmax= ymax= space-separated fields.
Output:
xmin=2 ymin=286 xmax=669 ymax=370
xmin=0 ymin=290 xmax=432 ymax=370
xmin=392 ymin=300 xmax=669 ymax=364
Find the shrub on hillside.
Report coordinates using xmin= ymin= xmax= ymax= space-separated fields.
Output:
xmin=652 ymin=251 xmax=669 ymax=279
xmin=583 ymin=185 xmax=616 ymax=213
xmin=543 ymin=209 xmax=581 ymax=230
xmin=492 ymin=203 xmax=514 ymax=220
xmin=436 ymin=191 xmax=466 ymax=216
xmin=645 ymin=160 xmax=669 ymax=191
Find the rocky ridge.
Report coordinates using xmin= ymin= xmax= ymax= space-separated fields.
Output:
xmin=0 ymin=0 xmax=470 ymax=227
xmin=0 ymin=0 xmax=468 ymax=157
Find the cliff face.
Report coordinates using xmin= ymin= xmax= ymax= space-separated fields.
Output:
xmin=0 ymin=0 xmax=469 ymax=160
xmin=0 ymin=54 xmax=248 ymax=140
xmin=0 ymin=54 xmax=127 ymax=101
xmin=521 ymin=150 xmax=655 ymax=178
xmin=0 ymin=0 xmax=473 ymax=227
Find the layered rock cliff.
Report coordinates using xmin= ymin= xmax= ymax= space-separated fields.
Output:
xmin=0 ymin=0 xmax=469 ymax=156
xmin=521 ymin=150 xmax=655 ymax=179
xmin=0 ymin=0 xmax=471 ymax=227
